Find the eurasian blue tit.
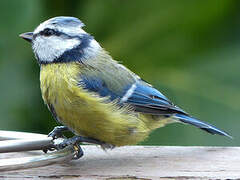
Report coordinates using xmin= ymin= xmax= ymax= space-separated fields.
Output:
xmin=20 ymin=16 xmax=231 ymax=157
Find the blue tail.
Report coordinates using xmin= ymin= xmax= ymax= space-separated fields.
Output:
xmin=174 ymin=114 xmax=232 ymax=138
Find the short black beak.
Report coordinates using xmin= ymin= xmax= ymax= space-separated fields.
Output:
xmin=19 ymin=32 xmax=33 ymax=43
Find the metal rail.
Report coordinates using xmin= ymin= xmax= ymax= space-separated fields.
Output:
xmin=0 ymin=130 xmax=76 ymax=171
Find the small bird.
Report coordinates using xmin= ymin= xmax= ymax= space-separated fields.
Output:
xmin=20 ymin=16 xmax=231 ymax=157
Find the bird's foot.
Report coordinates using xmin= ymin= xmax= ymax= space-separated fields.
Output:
xmin=56 ymin=136 xmax=104 ymax=149
xmin=56 ymin=139 xmax=84 ymax=159
xmin=54 ymin=136 xmax=104 ymax=159
xmin=42 ymin=138 xmax=83 ymax=159
xmin=48 ymin=126 xmax=69 ymax=139
xmin=42 ymin=144 xmax=57 ymax=153
xmin=43 ymin=126 xmax=69 ymax=153
xmin=43 ymin=135 xmax=105 ymax=159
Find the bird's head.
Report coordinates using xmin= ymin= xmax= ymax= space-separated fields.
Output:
xmin=20 ymin=16 xmax=101 ymax=64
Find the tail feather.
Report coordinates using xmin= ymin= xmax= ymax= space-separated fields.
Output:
xmin=174 ymin=114 xmax=232 ymax=138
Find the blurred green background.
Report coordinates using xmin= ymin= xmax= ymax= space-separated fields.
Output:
xmin=0 ymin=0 xmax=239 ymax=146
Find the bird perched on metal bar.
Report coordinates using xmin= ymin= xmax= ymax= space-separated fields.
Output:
xmin=20 ymin=16 xmax=231 ymax=158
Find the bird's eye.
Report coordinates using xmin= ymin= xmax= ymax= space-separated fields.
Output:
xmin=41 ymin=28 xmax=55 ymax=37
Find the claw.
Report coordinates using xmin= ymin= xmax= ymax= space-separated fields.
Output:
xmin=73 ymin=144 xmax=84 ymax=159
xmin=52 ymin=137 xmax=84 ymax=160
xmin=42 ymin=144 xmax=57 ymax=153
xmin=48 ymin=126 xmax=69 ymax=139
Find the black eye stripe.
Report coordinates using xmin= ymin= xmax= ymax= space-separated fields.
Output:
xmin=33 ymin=29 xmax=91 ymax=42
xmin=34 ymin=28 xmax=72 ymax=39
xmin=39 ymin=28 xmax=59 ymax=37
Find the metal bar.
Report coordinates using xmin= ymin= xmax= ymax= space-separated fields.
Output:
xmin=0 ymin=130 xmax=77 ymax=171
xmin=0 ymin=146 xmax=76 ymax=171
xmin=0 ymin=130 xmax=47 ymax=141
xmin=0 ymin=137 xmax=53 ymax=153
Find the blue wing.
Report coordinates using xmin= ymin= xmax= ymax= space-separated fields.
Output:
xmin=79 ymin=75 xmax=187 ymax=115
xmin=78 ymin=75 xmax=231 ymax=138
xmin=125 ymin=80 xmax=187 ymax=115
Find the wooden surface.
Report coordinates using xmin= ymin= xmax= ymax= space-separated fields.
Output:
xmin=1 ymin=146 xmax=240 ymax=179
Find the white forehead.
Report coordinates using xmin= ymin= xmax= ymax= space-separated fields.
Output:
xmin=34 ymin=16 xmax=86 ymax=35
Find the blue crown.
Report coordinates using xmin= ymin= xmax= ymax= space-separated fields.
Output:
xmin=48 ymin=16 xmax=85 ymax=28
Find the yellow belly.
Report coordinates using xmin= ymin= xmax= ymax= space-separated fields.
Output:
xmin=40 ymin=63 xmax=170 ymax=146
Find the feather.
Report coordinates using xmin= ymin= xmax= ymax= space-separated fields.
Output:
xmin=174 ymin=114 xmax=232 ymax=138
xmin=79 ymin=73 xmax=187 ymax=116
xmin=77 ymin=59 xmax=231 ymax=138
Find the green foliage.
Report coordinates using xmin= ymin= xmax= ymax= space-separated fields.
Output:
xmin=0 ymin=0 xmax=239 ymax=146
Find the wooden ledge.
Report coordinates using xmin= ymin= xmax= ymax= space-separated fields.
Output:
xmin=1 ymin=146 xmax=240 ymax=179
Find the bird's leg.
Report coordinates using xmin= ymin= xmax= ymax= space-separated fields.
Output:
xmin=55 ymin=136 xmax=105 ymax=159
xmin=57 ymin=135 xmax=104 ymax=149
xmin=43 ymin=126 xmax=69 ymax=153
xmin=48 ymin=126 xmax=69 ymax=139
xmin=46 ymin=127 xmax=108 ymax=159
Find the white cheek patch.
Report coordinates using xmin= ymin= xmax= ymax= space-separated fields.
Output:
xmin=33 ymin=36 xmax=80 ymax=62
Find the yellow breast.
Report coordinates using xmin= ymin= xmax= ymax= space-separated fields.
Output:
xmin=40 ymin=62 xmax=152 ymax=146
